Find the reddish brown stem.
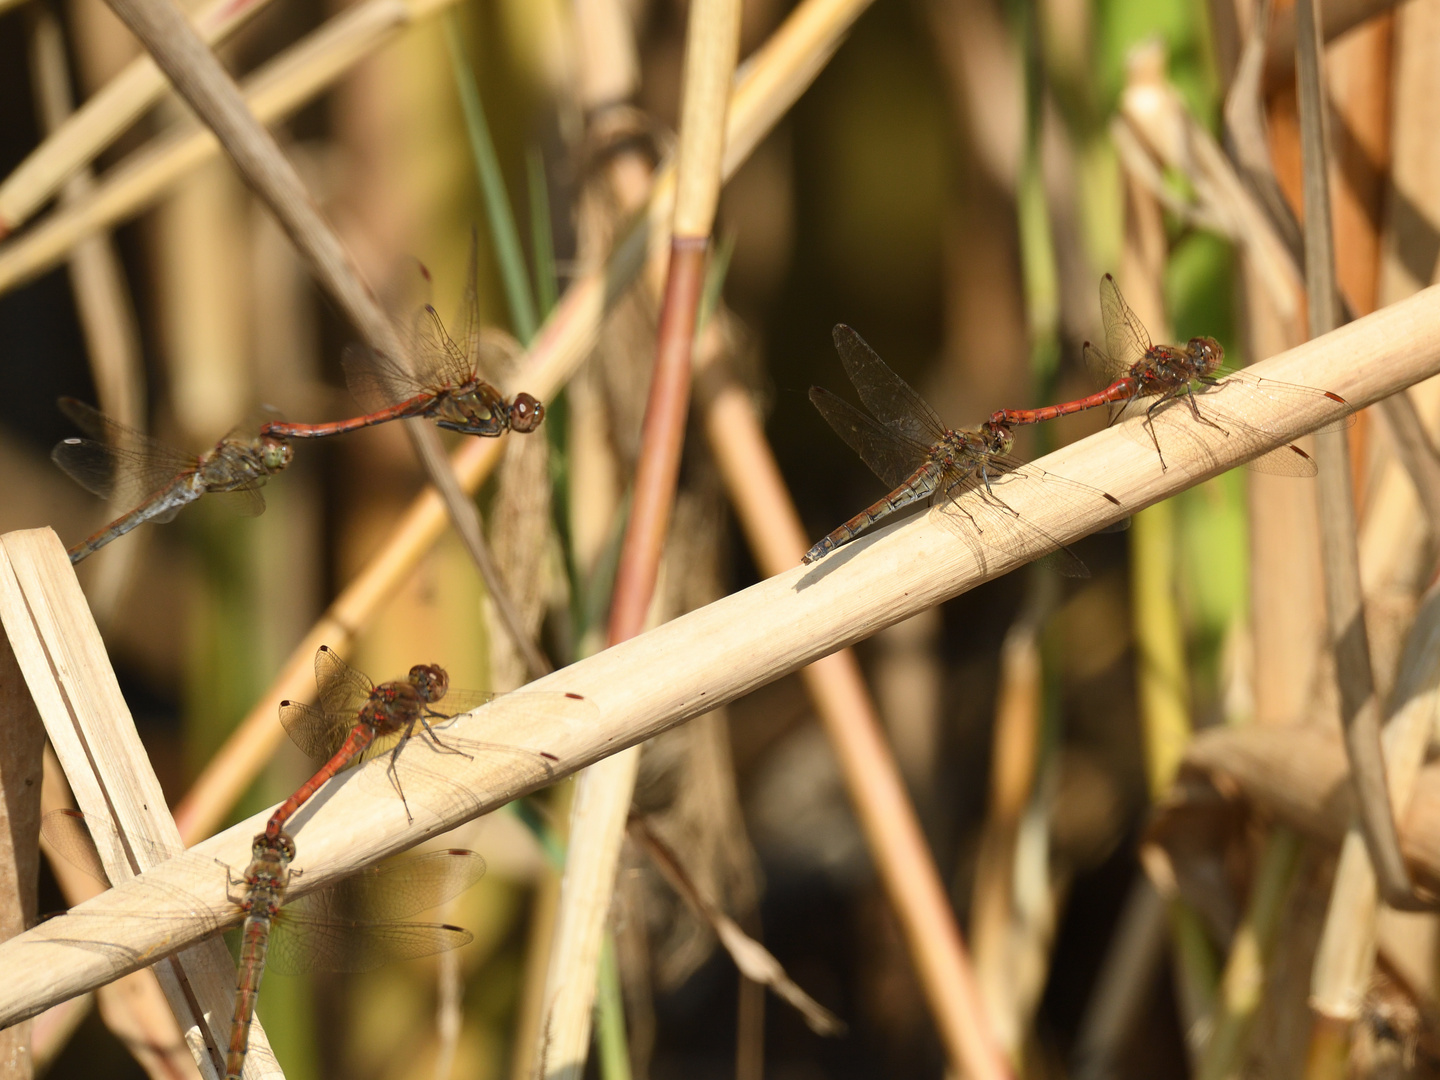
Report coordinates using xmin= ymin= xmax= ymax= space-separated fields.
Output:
xmin=605 ymin=236 xmax=709 ymax=644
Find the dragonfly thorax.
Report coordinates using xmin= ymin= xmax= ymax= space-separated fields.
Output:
xmin=430 ymin=386 xmax=508 ymax=437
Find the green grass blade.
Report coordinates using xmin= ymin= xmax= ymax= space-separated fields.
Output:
xmin=527 ymin=146 xmax=559 ymax=319
xmin=442 ymin=10 xmax=539 ymax=343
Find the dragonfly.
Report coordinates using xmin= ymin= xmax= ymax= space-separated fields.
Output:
xmin=805 ymin=325 xmax=1123 ymax=575
xmin=989 ymin=274 xmax=1353 ymax=475
xmin=52 ymin=398 xmax=293 ymax=564
xmin=261 ymin=240 xmax=543 ymax=440
xmin=42 ymin=811 xmax=487 ymax=1080
xmin=268 ymin=646 xmax=589 ymax=833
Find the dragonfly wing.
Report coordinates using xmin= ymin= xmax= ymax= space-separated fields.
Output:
xmin=932 ymin=465 xmax=1094 ymax=578
xmin=411 ymin=299 xmax=473 ymax=398
xmin=267 ymin=914 xmax=474 ymax=975
xmin=810 ymin=387 xmax=929 ymax=491
xmin=1247 ymin=444 xmax=1320 ymax=476
xmin=830 ymin=326 xmax=948 ymax=445
xmin=279 ymin=700 xmax=353 ymax=762
xmin=313 ymin=646 xmax=377 ymax=721
xmin=427 ymin=689 xmax=499 ymax=718
xmin=53 ymin=400 xmax=198 ymax=506
xmin=313 ymin=850 xmax=489 ymax=923
xmin=209 ymin=485 xmax=268 ymax=518
xmin=1097 ymin=274 xmax=1152 ymax=374
xmin=341 ymin=342 xmax=427 ymax=412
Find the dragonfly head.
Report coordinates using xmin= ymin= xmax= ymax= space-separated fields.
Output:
xmin=508 ymin=393 xmax=544 ymax=433
xmin=977 ymin=419 xmax=1013 ymax=456
xmin=259 ymin=436 xmax=293 ymax=473
xmin=409 ymin=663 xmax=450 ymax=704
xmin=1187 ymin=336 xmax=1223 ymax=374
xmin=254 ymin=831 xmax=296 ymax=865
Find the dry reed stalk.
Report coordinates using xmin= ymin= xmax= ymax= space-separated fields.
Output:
xmin=1179 ymin=724 xmax=1440 ymax=890
xmin=28 ymin=8 xmax=149 ymax=626
xmin=5 ymin=276 xmax=1440 ymax=1024
xmin=536 ymin=3 xmax=741 ymax=1073
xmin=169 ymin=0 xmax=875 ymax=845
xmin=1263 ymin=0 xmax=1404 ymax=93
xmin=0 ymin=0 xmax=279 ymax=235
xmin=0 ymin=529 xmax=280 ymax=1079
xmin=1296 ymin=0 xmax=1421 ymax=914
xmin=1311 ymin=584 xmax=1440 ymax=1025
xmin=1118 ymin=164 xmax=1192 ymax=802
xmin=628 ymin=818 xmax=842 ymax=1034
xmin=0 ymin=597 xmax=44 ymax=1080
xmin=0 ymin=0 xmax=460 ymax=297
xmin=34 ymin=746 xmax=199 ymax=1080
xmin=969 ymin=608 xmax=1043 ymax=1060
xmin=697 ymin=347 xmax=1011 ymax=1078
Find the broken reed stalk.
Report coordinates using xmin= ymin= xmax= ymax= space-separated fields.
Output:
xmin=168 ymin=0 xmax=875 ymax=845
xmin=0 ymin=0 xmax=279 ymax=236
xmin=627 ymin=818 xmax=843 ymax=1035
xmin=101 ymin=0 xmax=550 ymax=680
xmin=34 ymin=747 xmax=197 ymax=1080
xmin=0 ymin=0 xmax=460 ymax=297
xmin=0 ymin=530 xmax=281 ymax=1079
xmin=1294 ymin=0 xmax=1420 ymax=903
xmin=536 ymin=1 xmax=742 ymax=1074
xmin=0 ymin=595 xmax=44 ymax=1080
xmin=697 ymin=347 xmax=1012 ymax=1079
xmin=4 ymin=279 xmax=1440 ymax=1026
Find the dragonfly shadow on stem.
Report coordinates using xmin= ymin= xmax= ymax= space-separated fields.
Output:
xmin=794 ymin=505 xmax=930 ymax=590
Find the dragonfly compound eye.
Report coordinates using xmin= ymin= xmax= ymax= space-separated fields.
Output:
xmin=1189 ymin=336 xmax=1224 ymax=370
xmin=509 ymin=394 xmax=543 ymax=433
xmin=409 ymin=664 xmax=450 ymax=702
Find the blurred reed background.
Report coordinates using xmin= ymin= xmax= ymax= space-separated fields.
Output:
xmin=2 ymin=0 xmax=1438 ymax=1076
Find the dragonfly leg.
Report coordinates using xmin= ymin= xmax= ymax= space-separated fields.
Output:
xmin=1184 ymin=388 xmax=1231 ymax=438
xmin=382 ymin=743 xmax=414 ymax=825
xmin=1142 ymin=396 xmax=1177 ymax=471
xmin=418 ymin=714 xmax=476 ymax=760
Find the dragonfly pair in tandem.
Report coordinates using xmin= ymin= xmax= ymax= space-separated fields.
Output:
xmin=52 ymin=242 xmax=544 ymax=565
xmin=45 ymin=648 xmax=589 ymax=1077
xmin=803 ymin=274 xmax=1353 ymax=574
xmin=43 ymin=811 xmax=487 ymax=1080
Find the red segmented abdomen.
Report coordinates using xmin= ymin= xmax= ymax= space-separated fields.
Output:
xmin=261 ymin=394 xmax=436 ymax=439
xmin=266 ymin=724 xmax=375 ymax=839
xmin=992 ymin=378 xmax=1138 ymax=427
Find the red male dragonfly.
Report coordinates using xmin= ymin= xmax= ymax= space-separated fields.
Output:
xmin=268 ymin=646 xmax=589 ymax=833
xmin=262 ymin=240 xmax=542 ymax=440
xmin=805 ymin=325 xmax=1123 ymax=575
xmin=41 ymin=812 xmax=487 ymax=1080
xmin=990 ymin=274 xmax=1352 ymax=475
xmin=52 ymin=398 xmax=293 ymax=564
